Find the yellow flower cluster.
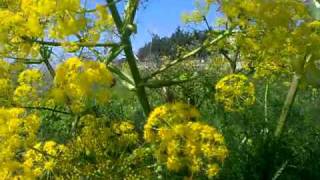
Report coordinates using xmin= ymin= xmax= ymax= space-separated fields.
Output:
xmin=144 ymin=102 xmax=200 ymax=142
xmin=254 ymin=60 xmax=288 ymax=81
xmin=52 ymin=57 xmax=114 ymax=112
xmin=0 ymin=0 xmax=114 ymax=57
xmin=23 ymin=140 xmax=67 ymax=177
xmin=189 ymin=0 xmax=319 ymax=77
xmin=221 ymin=0 xmax=307 ymax=27
xmin=144 ymin=102 xmax=228 ymax=178
xmin=181 ymin=0 xmax=214 ymax=23
xmin=95 ymin=4 xmax=114 ymax=32
xmin=0 ymin=60 xmax=12 ymax=100
xmin=13 ymin=69 xmax=43 ymax=106
xmin=20 ymin=0 xmax=84 ymax=39
xmin=0 ymin=60 xmax=25 ymax=105
xmin=61 ymin=115 xmax=138 ymax=178
xmin=0 ymin=8 xmax=33 ymax=54
xmin=112 ymin=121 xmax=139 ymax=147
xmin=215 ymin=74 xmax=255 ymax=112
xmin=0 ymin=108 xmax=40 ymax=179
xmin=218 ymin=0 xmax=320 ymax=76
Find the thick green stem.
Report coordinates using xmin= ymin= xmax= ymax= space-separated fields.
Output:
xmin=107 ymin=0 xmax=151 ymax=116
xmin=274 ymin=74 xmax=300 ymax=138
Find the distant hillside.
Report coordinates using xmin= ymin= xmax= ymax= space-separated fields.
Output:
xmin=137 ymin=27 xmax=210 ymax=62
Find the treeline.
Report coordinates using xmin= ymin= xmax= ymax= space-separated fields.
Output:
xmin=137 ymin=27 xmax=210 ymax=62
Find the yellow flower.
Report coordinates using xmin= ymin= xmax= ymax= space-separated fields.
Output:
xmin=35 ymin=0 xmax=57 ymax=16
xmin=53 ymin=57 xmax=114 ymax=112
xmin=207 ymin=164 xmax=220 ymax=178
xmin=144 ymin=103 xmax=228 ymax=177
xmin=33 ymin=168 xmax=43 ymax=176
xmin=23 ymin=159 xmax=33 ymax=168
xmin=18 ymin=69 xmax=42 ymax=85
xmin=254 ymin=60 xmax=287 ymax=81
xmin=50 ymin=88 xmax=67 ymax=104
xmin=13 ymin=84 xmax=39 ymax=105
xmin=23 ymin=140 xmax=66 ymax=177
xmin=44 ymin=160 xmax=55 ymax=171
xmin=215 ymin=74 xmax=255 ymax=112
xmin=26 ymin=14 xmax=43 ymax=37
xmin=166 ymin=156 xmax=181 ymax=171
xmin=0 ymin=78 xmax=11 ymax=96
xmin=190 ymin=158 xmax=201 ymax=173
xmin=167 ymin=140 xmax=179 ymax=155
xmin=95 ymin=4 xmax=114 ymax=30
xmin=0 ymin=107 xmax=40 ymax=178
xmin=43 ymin=141 xmax=58 ymax=155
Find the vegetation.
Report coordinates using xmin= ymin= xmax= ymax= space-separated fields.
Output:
xmin=0 ymin=0 xmax=320 ymax=179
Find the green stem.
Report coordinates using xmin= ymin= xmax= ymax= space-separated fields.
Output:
xmin=107 ymin=0 xmax=151 ymax=116
xmin=274 ymin=74 xmax=300 ymax=138
xmin=22 ymin=36 xmax=118 ymax=48
xmin=43 ymin=58 xmax=56 ymax=77
xmin=3 ymin=56 xmax=43 ymax=64
xmin=271 ymin=160 xmax=288 ymax=180
xmin=264 ymin=82 xmax=269 ymax=123
xmin=11 ymin=104 xmax=71 ymax=115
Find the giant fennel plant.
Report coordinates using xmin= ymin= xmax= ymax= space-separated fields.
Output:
xmin=0 ymin=0 xmax=319 ymax=179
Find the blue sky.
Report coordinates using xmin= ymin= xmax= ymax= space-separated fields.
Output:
xmin=85 ymin=0 xmax=218 ymax=51
xmin=132 ymin=0 xmax=218 ymax=51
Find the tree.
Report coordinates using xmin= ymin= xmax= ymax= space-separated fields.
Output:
xmin=137 ymin=27 xmax=209 ymax=62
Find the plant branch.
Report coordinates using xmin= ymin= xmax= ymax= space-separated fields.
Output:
xmin=3 ymin=56 xmax=43 ymax=64
xmin=28 ymin=146 xmax=58 ymax=159
xmin=203 ymin=16 xmax=212 ymax=31
xmin=274 ymin=74 xmax=300 ymax=138
xmin=43 ymin=58 xmax=55 ymax=77
xmin=274 ymin=54 xmax=311 ymax=138
xmin=22 ymin=36 xmax=118 ymax=48
xmin=264 ymin=82 xmax=269 ymax=123
xmin=40 ymin=46 xmax=56 ymax=77
xmin=12 ymin=104 xmax=71 ymax=115
xmin=91 ymin=48 xmax=133 ymax=86
xmin=272 ymin=160 xmax=288 ymax=180
xmin=108 ymin=64 xmax=135 ymax=86
xmin=220 ymin=49 xmax=236 ymax=73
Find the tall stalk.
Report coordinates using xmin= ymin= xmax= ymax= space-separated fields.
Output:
xmin=274 ymin=74 xmax=300 ymax=138
xmin=274 ymin=53 xmax=312 ymax=138
xmin=264 ymin=82 xmax=269 ymax=123
xmin=107 ymin=0 xmax=151 ymax=116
